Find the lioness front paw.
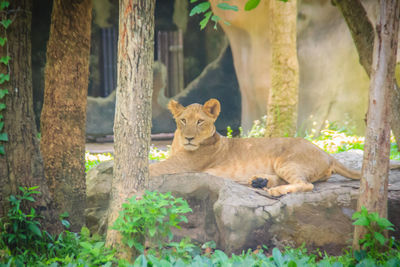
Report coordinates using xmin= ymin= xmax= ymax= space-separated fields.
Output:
xmin=249 ymin=177 xmax=268 ymax=189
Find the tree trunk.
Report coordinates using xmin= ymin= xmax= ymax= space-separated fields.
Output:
xmin=265 ymin=0 xmax=299 ymax=137
xmin=105 ymin=0 xmax=155 ymax=261
xmin=40 ymin=0 xmax=92 ymax=232
xmin=353 ymin=0 xmax=400 ymax=249
xmin=334 ymin=0 xmax=400 ymax=150
xmin=0 ymin=0 xmax=60 ymax=234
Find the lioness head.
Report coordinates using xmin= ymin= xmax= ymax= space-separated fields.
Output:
xmin=168 ymin=98 xmax=221 ymax=151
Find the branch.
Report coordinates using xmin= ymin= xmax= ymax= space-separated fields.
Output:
xmin=333 ymin=0 xmax=374 ymax=77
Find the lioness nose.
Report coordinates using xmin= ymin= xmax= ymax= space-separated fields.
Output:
xmin=185 ymin=137 xmax=194 ymax=142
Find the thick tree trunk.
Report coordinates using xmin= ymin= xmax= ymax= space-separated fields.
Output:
xmin=40 ymin=0 xmax=92 ymax=232
xmin=265 ymin=0 xmax=299 ymax=137
xmin=105 ymin=0 xmax=155 ymax=261
xmin=353 ymin=0 xmax=400 ymax=249
xmin=0 ymin=0 xmax=60 ymax=234
xmin=334 ymin=0 xmax=400 ymax=150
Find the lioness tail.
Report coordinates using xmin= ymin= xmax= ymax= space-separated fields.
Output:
xmin=332 ymin=159 xmax=361 ymax=180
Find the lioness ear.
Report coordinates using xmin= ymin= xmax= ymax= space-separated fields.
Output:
xmin=203 ymin=98 xmax=221 ymax=120
xmin=168 ymin=100 xmax=185 ymax=118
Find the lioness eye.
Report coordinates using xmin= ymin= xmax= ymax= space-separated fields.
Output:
xmin=197 ymin=119 xmax=204 ymax=125
xmin=180 ymin=119 xmax=186 ymax=125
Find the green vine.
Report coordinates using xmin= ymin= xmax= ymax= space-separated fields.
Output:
xmin=0 ymin=0 xmax=11 ymax=155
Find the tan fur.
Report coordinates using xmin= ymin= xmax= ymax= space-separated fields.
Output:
xmin=150 ymin=99 xmax=362 ymax=196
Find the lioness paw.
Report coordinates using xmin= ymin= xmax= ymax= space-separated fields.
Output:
xmin=249 ymin=177 xmax=268 ymax=189
xmin=266 ymin=188 xmax=285 ymax=197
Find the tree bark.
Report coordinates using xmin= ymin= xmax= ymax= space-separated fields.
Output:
xmin=105 ymin=0 xmax=155 ymax=261
xmin=334 ymin=0 xmax=400 ymax=150
xmin=265 ymin=0 xmax=299 ymax=137
xmin=0 ymin=0 xmax=60 ymax=234
xmin=353 ymin=0 xmax=400 ymax=249
xmin=40 ymin=0 xmax=92 ymax=232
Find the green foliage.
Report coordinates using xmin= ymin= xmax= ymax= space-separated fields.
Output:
xmin=0 ymin=187 xmax=116 ymax=266
xmin=133 ymin=246 xmax=321 ymax=267
xmin=217 ymin=2 xmax=238 ymax=11
xmin=189 ymin=1 xmax=210 ymax=16
xmin=189 ymin=0 xmax=235 ymax=30
xmin=0 ymin=1 xmax=10 ymax=156
xmin=226 ymin=125 xmax=233 ymax=138
xmin=85 ymin=146 xmax=171 ymax=172
xmin=226 ymin=115 xmax=267 ymax=138
xmin=149 ymin=145 xmax=170 ymax=161
xmin=0 ymin=186 xmax=44 ymax=257
xmin=2 ymin=189 xmax=400 ymax=266
xmin=352 ymin=206 xmax=396 ymax=263
xmin=112 ymin=190 xmax=192 ymax=254
xmin=245 ymin=0 xmax=261 ymax=11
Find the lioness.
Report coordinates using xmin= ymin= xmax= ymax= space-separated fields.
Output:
xmin=149 ymin=98 xmax=362 ymax=196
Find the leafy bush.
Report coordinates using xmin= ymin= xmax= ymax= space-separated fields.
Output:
xmin=112 ymin=190 xmax=192 ymax=254
xmin=0 ymin=186 xmax=44 ymax=256
xmin=0 ymin=187 xmax=116 ymax=266
xmin=2 ymin=188 xmax=400 ymax=266
xmin=352 ymin=206 xmax=397 ymax=263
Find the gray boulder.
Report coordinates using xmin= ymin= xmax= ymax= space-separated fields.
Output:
xmin=85 ymin=150 xmax=400 ymax=254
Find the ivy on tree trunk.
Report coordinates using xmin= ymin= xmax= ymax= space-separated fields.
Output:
xmin=0 ymin=0 xmax=61 ymax=234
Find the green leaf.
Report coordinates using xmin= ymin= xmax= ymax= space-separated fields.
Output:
xmin=217 ymin=3 xmax=238 ymax=11
xmin=0 ymin=122 xmax=3 ymax=130
xmin=376 ymin=217 xmax=394 ymax=229
xmin=0 ymin=103 xmax=6 ymax=111
xmin=288 ymin=260 xmax=297 ymax=267
xmin=61 ymin=219 xmax=70 ymax=229
xmin=190 ymin=0 xmax=198 ymax=2
xmin=0 ymin=132 xmax=8 ymax=141
xmin=0 ymin=73 xmax=10 ymax=84
xmin=0 ymin=145 xmax=4 ymax=155
xmin=211 ymin=15 xmax=221 ymax=29
xmin=272 ymin=248 xmax=284 ymax=266
xmin=0 ymin=1 xmax=9 ymax=10
xmin=373 ymin=232 xmax=386 ymax=245
xmin=148 ymin=227 xmax=156 ymax=237
xmin=1 ymin=19 xmax=11 ymax=29
xmin=190 ymin=2 xmax=210 ymax=16
xmin=0 ymin=37 xmax=7 ymax=46
xmin=200 ymin=11 xmax=212 ymax=30
xmin=60 ymin=211 xmax=69 ymax=218
xmin=0 ymin=89 xmax=8 ymax=98
xmin=245 ymin=0 xmax=261 ymax=11
xmin=28 ymin=223 xmax=42 ymax=238
xmin=353 ymin=216 xmax=369 ymax=226
xmin=0 ymin=56 xmax=10 ymax=65
xmin=80 ymin=241 xmax=92 ymax=250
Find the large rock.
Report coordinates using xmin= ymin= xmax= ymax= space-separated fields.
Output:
xmin=85 ymin=150 xmax=400 ymax=254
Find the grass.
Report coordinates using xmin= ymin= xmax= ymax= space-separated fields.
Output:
xmin=85 ymin=145 xmax=171 ymax=172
